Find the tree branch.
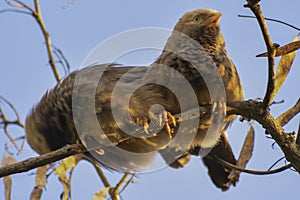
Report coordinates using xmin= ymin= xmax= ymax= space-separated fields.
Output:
xmin=111 ymin=173 xmax=130 ymax=200
xmin=0 ymin=8 xmax=31 ymax=15
xmin=245 ymin=0 xmax=276 ymax=107
xmin=228 ymin=100 xmax=300 ymax=173
xmin=276 ymin=98 xmax=300 ymax=127
xmin=238 ymin=15 xmax=300 ymax=32
xmin=91 ymin=162 xmax=132 ymax=200
xmin=1 ymin=0 xmax=61 ymax=82
xmin=216 ymin=157 xmax=292 ymax=175
xmin=0 ymin=144 xmax=86 ymax=178
xmin=0 ymin=96 xmax=24 ymax=153
xmin=32 ymin=0 xmax=61 ymax=82
xmin=1 ymin=100 xmax=298 ymax=177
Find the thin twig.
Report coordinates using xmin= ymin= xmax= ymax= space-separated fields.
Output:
xmin=267 ymin=157 xmax=285 ymax=171
xmin=5 ymin=0 xmax=26 ymax=8
xmin=119 ymin=174 xmax=135 ymax=194
xmin=215 ymin=157 xmax=292 ymax=175
xmin=2 ymin=0 xmax=61 ymax=81
xmin=8 ymin=0 xmax=33 ymax=12
xmin=245 ymin=1 xmax=276 ymax=107
xmin=0 ymin=96 xmax=23 ymax=127
xmin=32 ymin=0 xmax=61 ymax=82
xmin=91 ymin=162 xmax=111 ymax=188
xmin=228 ymin=100 xmax=300 ymax=173
xmin=52 ymin=45 xmax=71 ymax=75
xmin=0 ymin=9 xmax=31 ymax=15
xmin=91 ymin=162 xmax=123 ymax=200
xmin=238 ymin=15 xmax=300 ymax=32
xmin=276 ymin=98 xmax=300 ymax=127
xmin=112 ymin=173 xmax=130 ymax=199
xmin=0 ymin=144 xmax=86 ymax=178
xmin=0 ymin=96 xmax=24 ymax=152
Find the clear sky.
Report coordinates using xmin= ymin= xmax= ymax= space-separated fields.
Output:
xmin=0 ymin=0 xmax=299 ymax=200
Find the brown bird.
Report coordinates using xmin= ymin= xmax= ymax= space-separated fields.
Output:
xmin=25 ymin=9 xmax=244 ymax=191
xmin=153 ymin=9 xmax=244 ymax=191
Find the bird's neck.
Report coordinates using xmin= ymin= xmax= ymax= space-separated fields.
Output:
xmin=152 ymin=31 xmax=224 ymax=81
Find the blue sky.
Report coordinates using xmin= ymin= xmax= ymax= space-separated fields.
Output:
xmin=0 ymin=0 xmax=299 ymax=199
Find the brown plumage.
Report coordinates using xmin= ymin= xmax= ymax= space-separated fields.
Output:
xmin=152 ymin=9 xmax=244 ymax=191
xmin=25 ymin=9 xmax=244 ymax=191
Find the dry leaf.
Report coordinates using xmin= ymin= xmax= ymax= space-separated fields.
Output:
xmin=35 ymin=166 xmax=47 ymax=188
xmin=228 ymin=125 xmax=255 ymax=181
xmin=54 ymin=156 xmax=76 ymax=178
xmin=1 ymin=154 xmax=18 ymax=166
xmin=92 ymin=187 xmax=112 ymax=200
xmin=30 ymin=187 xmax=43 ymax=200
xmin=3 ymin=175 xmax=12 ymax=200
xmin=54 ymin=156 xmax=77 ymax=200
xmin=30 ymin=166 xmax=47 ymax=200
xmin=270 ymin=35 xmax=298 ymax=102
xmin=256 ymin=40 xmax=300 ymax=57
xmin=2 ymin=154 xmax=17 ymax=200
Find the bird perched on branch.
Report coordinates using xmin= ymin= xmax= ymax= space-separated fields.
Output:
xmin=25 ymin=9 xmax=243 ymax=191
xmin=154 ymin=9 xmax=244 ymax=191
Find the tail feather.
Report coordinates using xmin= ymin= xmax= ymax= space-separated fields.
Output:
xmin=202 ymin=132 xmax=237 ymax=191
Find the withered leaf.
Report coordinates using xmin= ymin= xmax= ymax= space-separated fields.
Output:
xmin=270 ymin=35 xmax=298 ymax=102
xmin=92 ymin=187 xmax=112 ymax=200
xmin=2 ymin=154 xmax=17 ymax=200
xmin=256 ymin=40 xmax=300 ymax=57
xmin=54 ymin=156 xmax=76 ymax=178
xmin=3 ymin=175 xmax=12 ymax=200
xmin=228 ymin=125 xmax=255 ymax=181
xmin=35 ymin=166 xmax=47 ymax=188
xmin=30 ymin=166 xmax=47 ymax=200
xmin=54 ymin=156 xmax=77 ymax=200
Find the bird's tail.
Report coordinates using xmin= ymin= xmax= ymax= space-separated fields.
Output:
xmin=201 ymin=131 xmax=237 ymax=191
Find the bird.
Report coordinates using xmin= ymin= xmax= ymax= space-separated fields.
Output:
xmin=151 ymin=9 xmax=244 ymax=191
xmin=25 ymin=9 xmax=244 ymax=191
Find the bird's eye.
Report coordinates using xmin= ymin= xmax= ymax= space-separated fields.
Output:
xmin=193 ymin=17 xmax=200 ymax=22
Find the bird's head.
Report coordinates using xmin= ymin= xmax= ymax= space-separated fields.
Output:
xmin=173 ymin=9 xmax=223 ymax=49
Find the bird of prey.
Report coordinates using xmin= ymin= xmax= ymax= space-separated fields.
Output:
xmin=25 ymin=9 xmax=244 ymax=191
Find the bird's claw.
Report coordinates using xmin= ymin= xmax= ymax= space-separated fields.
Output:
xmin=163 ymin=111 xmax=176 ymax=139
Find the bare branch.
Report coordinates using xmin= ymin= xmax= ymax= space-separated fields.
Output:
xmin=244 ymin=1 xmax=276 ymax=107
xmin=0 ymin=96 xmax=24 ymax=153
xmin=2 ymin=0 xmax=62 ymax=82
xmin=91 ymin=162 xmax=111 ymax=188
xmin=267 ymin=157 xmax=285 ymax=171
xmin=228 ymin=100 xmax=300 ymax=173
xmin=111 ymin=173 xmax=130 ymax=200
xmin=120 ymin=174 xmax=135 ymax=194
xmin=216 ymin=157 xmax=292 ymax=175
xmin=238 ymin=15 xmax=300 ymax=32
xmin=32 ymin=0 xmax=61 ymax=82
xmin=0 ymin=9 xmax=31 ymax=15
xmin=0 ymin=144 xmax=86 ymax=178
xmin=30 ymin=165 xmax=47 ymax=200
xmin=276 ymin=98 xmax=300 ymax=127
xmin=5 ymin=0 xmax=33 ymax=12
xmin=52 ymin=45 xmax=71 ymax=75
xmin=0 ymin=96 xmax=23 ymax=127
